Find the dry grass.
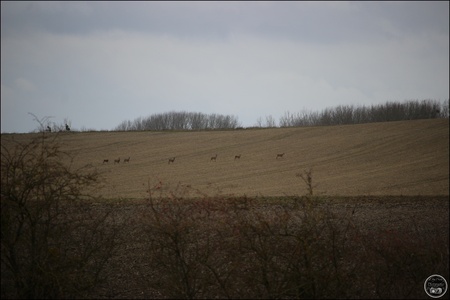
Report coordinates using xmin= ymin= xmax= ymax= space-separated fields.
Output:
xmin=3 ymin=119 xmax=447 ymax=198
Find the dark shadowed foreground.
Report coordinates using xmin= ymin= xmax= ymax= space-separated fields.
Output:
xmin=4 ymin=194 xmax=440 ymax=299
xmin=2 ymin=191 xmax=448 ymax=299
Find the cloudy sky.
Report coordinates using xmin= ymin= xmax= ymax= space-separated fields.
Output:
xmin=1 ymin=1 xmax=449 ymax=133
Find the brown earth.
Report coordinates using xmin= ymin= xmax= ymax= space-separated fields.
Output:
xmin=2 ymin=118 xmax=448 ymax=198
xmin=87 ymin=195 xmax=450 ymax=299
xmin=1 ymin=194 xmax=448 ymax=299
xmin=1 ymin=120 xmax=449 ymax=299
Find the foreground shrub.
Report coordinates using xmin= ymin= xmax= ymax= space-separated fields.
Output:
xmin=140 ymin=184 xmax=234 ymax=298
xmin=1 ymin=131 xmax=119 ymax=299
xmin=139 ymin=184 xmax=363 ymax=299
xmin=138 ymin=183 xmax=448 ymax=299
xmin=361 ymin=220 xmax=449 ymax=299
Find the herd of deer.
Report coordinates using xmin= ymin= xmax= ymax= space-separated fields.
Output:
xmin=102 ymin=153 xmax=285 ymax=165
xmin=103 ymin=157 xmax=131 ymax=164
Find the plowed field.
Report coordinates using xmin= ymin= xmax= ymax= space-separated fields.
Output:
xmin=4 ymin=118 xmax=447 ymax=198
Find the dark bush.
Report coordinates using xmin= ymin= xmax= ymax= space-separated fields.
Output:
xmin=1 ymin=130 xmax=119 ymax=299
xmin=137 ymin=181 xmax=448 ymax=299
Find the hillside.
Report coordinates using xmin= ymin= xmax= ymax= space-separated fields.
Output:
xmin=2 ymin=119 xmax=448 ymax=198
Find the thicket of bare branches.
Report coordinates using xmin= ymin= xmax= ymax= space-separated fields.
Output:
xmin=1 ymin=122 xmax=120 ymax=299
xmin=115 ymin=111 xmax=241 ymax=131
xmin=28 ymin=113 xmax=73 ymax=133
xmin=136 ymin=181 xmax=448 ymax=299
xmin=279 ymin=99 xmax=449 ymax=127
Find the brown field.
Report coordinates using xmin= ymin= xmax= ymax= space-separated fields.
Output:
xmin=3 ymin=118 xmax=448 ymax=198
xmin=1 ymin=118 xmax=449 ymax=299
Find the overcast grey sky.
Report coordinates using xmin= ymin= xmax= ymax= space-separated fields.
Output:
xmin=1 ymin=1 xmax=449 ymax=133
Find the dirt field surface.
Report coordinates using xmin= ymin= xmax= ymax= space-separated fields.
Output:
xmin=2 ymin=118 xmax=448 ymax=198
xmin=1 ymin=194 xmax=448 ymax=299
xmin=86 ymin=195 xmax=449 ymax=299
xmin=1 ymin=119 xmax=449 ymax=299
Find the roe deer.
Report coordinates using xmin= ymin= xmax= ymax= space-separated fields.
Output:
xmin=168 ymin=157 xmax=176 ymax=164
xmin=124 ymin=157 xmax=130 ymax=163
xmin=234 ymin=155 xmax=241 ymax=160
xmin=276 ymin=153 xmax=285 ymax=159
xmin=211 ymin=154 xmax=218 ymax=161
xmin=103 ymin=159 xmax=109 ymax=164
xmin=114 ymin=157 xmax=120 ymax=164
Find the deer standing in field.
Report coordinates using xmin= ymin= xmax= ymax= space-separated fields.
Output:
xmin=168 ymin=157 xmax=176 ymax=164
xmin=124 ymin=157 xmax=130 ymax=163
xmin=103 ymin=159 xmax=109 ymax=164
xmin=211 ymin=154 xmax=218 ymax=162
xmin=114 ymin=157 xmax=120 ymax=164
xmin=234 ymin=154 xmax=241 ymax=160
xmin=276 ymin=153 xmax=285 ymax=159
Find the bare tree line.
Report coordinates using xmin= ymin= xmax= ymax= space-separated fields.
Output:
xmin=278 ymin=99 xmax=449 ymax=127
xmin=115 ymin=111 xmax=241 ymax=131
xmin=32 ymin=100 xmax=447 ymax=134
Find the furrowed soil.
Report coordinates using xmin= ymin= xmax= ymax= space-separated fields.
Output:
xmin=1 ymin=119 xmax=449 ymax=299
xmin=2 ymin=119 xmax=448 ymax=198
